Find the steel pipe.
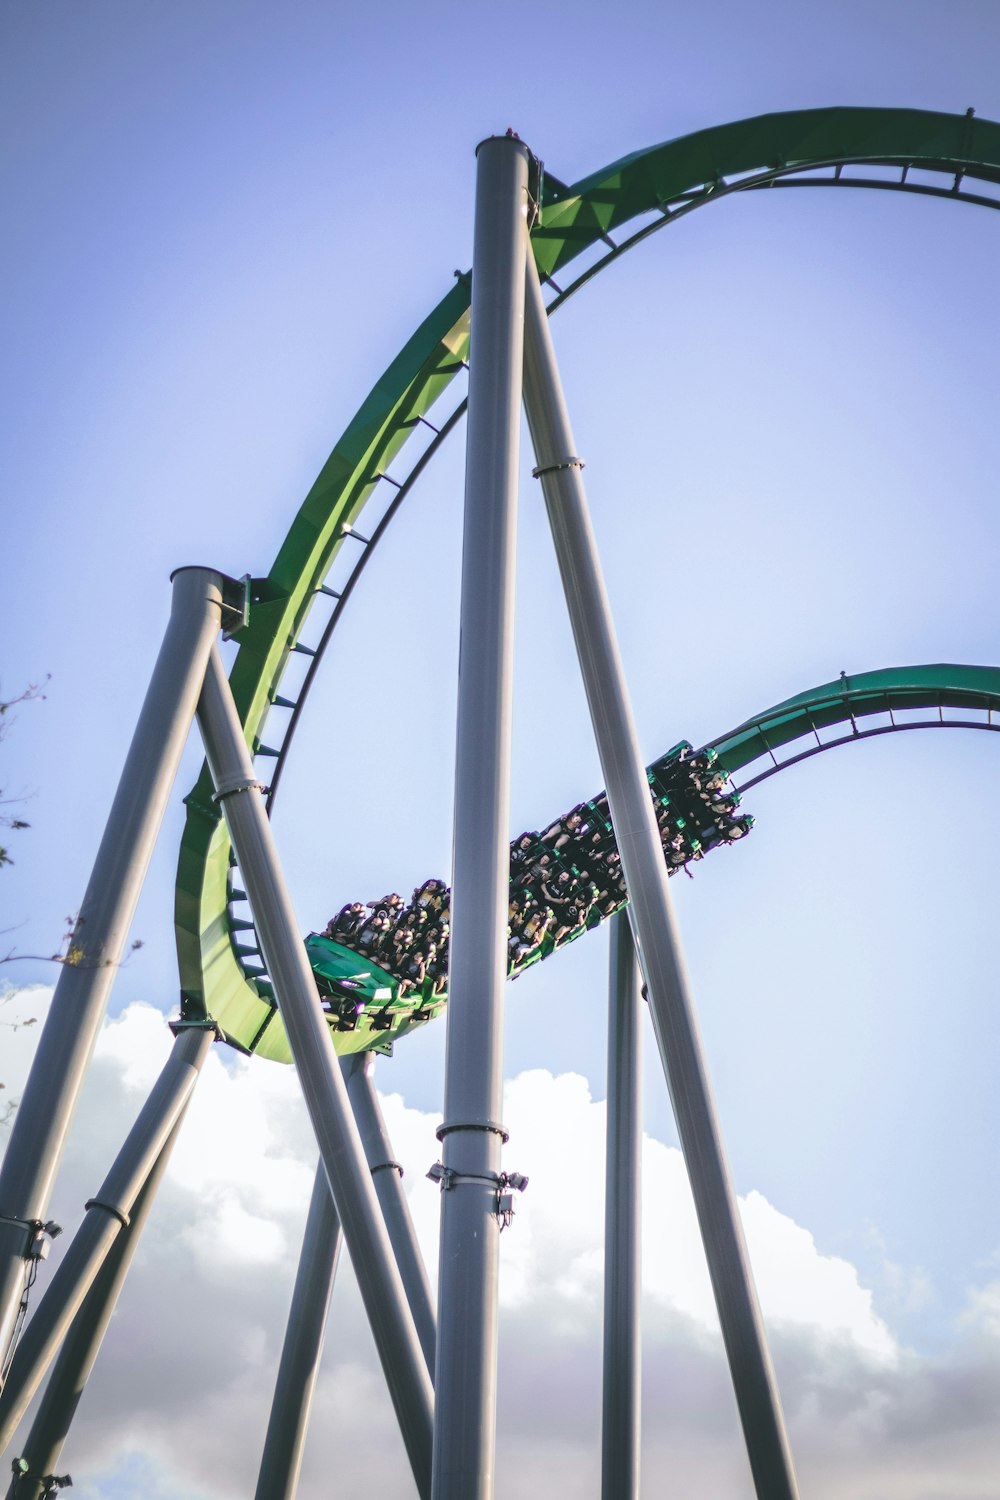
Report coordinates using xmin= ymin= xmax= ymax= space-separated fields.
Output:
xmin=0 ymin=567 xmax=225 ymax=1370
xmin=521 ymin=253 xmax=800 ymax=1500
xmin=195 ymin=645 xmax=433 ymax=1499
xmin=602 ymin=913 xmax=642 ymax=1500
xmin=432 ymin=132 xmax=530 ymax=1500
xmin=0 ymin=1026 xmax=213 ymax=1455
xmin=254 ymin=1162 xmax=343 ymax=1500
xmin=6 ymin=1080 xmax=199 ymax=1500
xmin=344 ymin=1055 xmax=435 ymax=1378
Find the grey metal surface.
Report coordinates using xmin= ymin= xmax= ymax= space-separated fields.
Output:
xmin=195 ymin=645 xmax=433 ymax=1500
xmin=602 ymin=913 xmax=642 ymax=1500
xmin=432 ymin=133 xmax=530 ymax=1500
xmin=0 ymin=567 xmax=224 ymax=1372
xmin=0 ymin=1026 xmax=212 ymax=1455
xmin=254 ymin=1161 xmax=343 ymax=1500
xmin=345 ymin=1055 xmax=435 ymax=1379
xmin=521 ymin=256 xmax=800 ymax=1500
xmin=6 ymin=1089 xmax=197 ymax=1500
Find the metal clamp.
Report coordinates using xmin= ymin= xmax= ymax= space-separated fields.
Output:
xmin=370 ymin=1160 xmax=404 ymax=1178
xmin=426 ymin=1164 xmax=529 ymax=1231
xmin=10 ymin=1462 xmax=73 ymax=1496
xmin=532 ymin=456 xmax=585 ymax=478
xmin=211 ymin=775 xmax=266 ymax=804
xmin=426 ymin=1163 xmax=495 ymax=1191
xmin=0 ymin=1217 xmax=62 ymax=1258
xmin=436 ymin=1118 xmax=509 ymax=1144
xmin=0 ymin=1215 xmax=41 ymax=1234
xmin=220 ymin=574 xmax=251 ymax=640
xmin=84 ymin=1199 xmax=130 ymax=1230
xmin=168 ymin=1016 xmax=223 ymax=1039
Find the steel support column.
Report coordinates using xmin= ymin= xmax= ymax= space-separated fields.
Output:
xmin=6 ymin=1078 xmax=199 ymax=1500
xmin=344 ymin=1055 xmax=435 ymax=1378
xmin=0 ymin=1026 xmax=213 ymax=1455
xmin=432 ymin=133 xmax=530 ymax=1500
xmin=521 ymin=255 xmax=800 ymax=1500
xmin=254 ymin=1162 xmax=343 ymax=1500
xmin=0 ymin=567 xmax=225 ymax=1371
xmin=602 ymin=912 xmax=641 ymax=1500
xmin=195 ymin=645 xmax=433 ymax=1499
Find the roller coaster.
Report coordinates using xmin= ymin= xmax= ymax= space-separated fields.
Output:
xmin=2 ymin=105 xmax=999 ymax=1500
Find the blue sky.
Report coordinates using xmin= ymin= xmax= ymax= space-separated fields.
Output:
xmin=4 ymin=1 xmax=1000 ymax=1494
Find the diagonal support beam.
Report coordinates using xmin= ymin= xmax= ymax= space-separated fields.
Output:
xmin=254 ymin=1161 xmax=343 ymax=1500
xmin=0 ymin=1026 xmax=214 ymax=1457
xmin=521 ymin=252 xmax=800 ymax=1500
xmin=6 ymin=1075 xmax=201 ymax=1500
xmin=0 ymin=567 xmax=226 ymax=1371
xmin=195 ymin=645 xmax=433 ymax=1499
xmin=344 ymin=1055 xmax=435 ymax=1379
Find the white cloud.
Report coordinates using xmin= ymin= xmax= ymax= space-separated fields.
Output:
xmin=1 ymin=990 xmax=999 ymax=1499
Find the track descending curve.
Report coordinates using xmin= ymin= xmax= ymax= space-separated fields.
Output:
xmin=195 ymin=664 xmax=1000 ymax=1061
xmin=174 ymin=107 xmax=1000 ymax=1059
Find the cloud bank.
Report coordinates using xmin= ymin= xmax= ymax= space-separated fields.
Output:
xmin=1 ymin=987 xmax=997 ymax=1499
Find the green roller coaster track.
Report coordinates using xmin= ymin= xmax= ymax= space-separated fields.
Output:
xmin=175 ymin=106 xmax=1000 ymax=1062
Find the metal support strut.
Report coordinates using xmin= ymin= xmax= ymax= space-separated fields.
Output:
xmin=521 ymin=251 xmax=800 ymax=1500
xmin=254 ymin=1162 xmax=343 ymax=1500
xmin=0 ymin=1026 xmax=214 ymax=1456
xmin=602 ymin=912 xmax=642 ymax=1500
xmin=195 ymin=645 xmax=433 ymax=1500
xmin=6 ymin=1066 xmax=202 ymax=1500
xmin=433 ymin=132 xmax=530 ymax=1500
xmin=344 ymin=1054 xmax=436 ymax=1378
xmin=0 ymin=567 xmax=226 ymax=1373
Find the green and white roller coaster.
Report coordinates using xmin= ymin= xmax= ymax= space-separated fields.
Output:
xmin=2 ymin=105 xmax=998 ymax=1500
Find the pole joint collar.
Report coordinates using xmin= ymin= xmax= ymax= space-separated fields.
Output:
xmin=370 ymin=1160 xmax=404 ymax=1178
xmin=84 ymin=1199 xmax=130 ymax=1230
xmin=436 ymin=1118 xmax=509 ymax=1144
xmin=211 ymin=776 xmax=266 ymax=804
xmin=168 ymin=1016 xmax=224 ymax=1039
xmin=532 ymin=456 xmax=585 ymax=479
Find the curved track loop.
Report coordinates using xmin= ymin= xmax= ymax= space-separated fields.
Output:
xmin=711 ymin=663 xmax=1000 ymax=784
xmin=174 ymin=107 xmax=1000 ymax=1060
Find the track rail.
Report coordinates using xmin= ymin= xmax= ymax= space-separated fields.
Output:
xmin=173 ymin=107 xmax=1000 ymax=1060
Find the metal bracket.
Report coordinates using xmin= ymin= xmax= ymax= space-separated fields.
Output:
xmin=168 ymin=1015 xmax=223 ymax=1040
xmin=0 ymin=1217 xmax=62 ymax=1260
xmin=532 ymin=456 xmax=585 ymax=478
xmin=220 ymin=574 xmax=251 ymax=640
xmin=10 ymin=1464 xmax=73 ymax=1496
xmin=426 ymin=1164 xmax=528 ymax=1230
xmin=436 ymin=1118 xmax=509 ymax=1144
xmin=526 ymin=149 xmax=545 ymax=230
xmin=211 ymin=775 xmax=266 ymax=804
xmin=84 ymin=1199 xmax=130 ymax=1231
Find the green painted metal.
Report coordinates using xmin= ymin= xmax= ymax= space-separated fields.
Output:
xmin=710 ymin=663 xmax=1000 ymax=776
xmin=174 ymin=106 xmax=1000 ymax=1062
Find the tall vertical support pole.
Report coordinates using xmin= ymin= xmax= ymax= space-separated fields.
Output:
xmin=602 ymin=913 xmax=642 ymax=1500
xmin=0 ymin=1026 xmax=214 ymax=1455
xmin=344 ymin=1055 xmax=436 ymax=1378
xmin=7 ymin=1075 xmax=200 ymax=1500
xmin=433 ymin=133 xmax=530 ymax=1500
xmin=0 ymin=566 xmax=225 ymax=1372
xmin=254 ymin=1162 xmax=343 ymax=1500
xmin=521 ymin=258 xmax=800 ymax=1500
xmin=195 ymin=645 xmax=433 ymax=1500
